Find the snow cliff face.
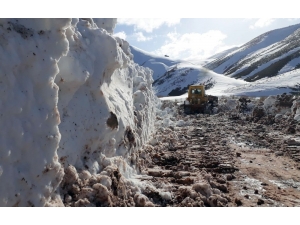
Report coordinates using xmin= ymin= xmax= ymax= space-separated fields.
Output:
xmin=56 ymin=19 xmax=156 ymax=175
xmin=0 ymin=18 xmax=70 ymax=207
xmin=0 ymin=18 xmax=157 ymax=206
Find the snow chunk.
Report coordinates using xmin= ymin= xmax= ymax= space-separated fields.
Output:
xmin=133 ymin=193 xmax=154 ymax=207
xmin=192 ymin=182 xmax=212 ymax=198
xmin=159 ymin=191 xmax=172 ymax=201
xmin=264 ymin=94 xmax=294 ymax=115
xmin=96 ymin=175 xmax=112 ymax=189
xmin=63 ymin=165 xmax=79 ymax=184
xmin=93 ymin=18 xmax=117 ymax=34
xmin=176 ymin=120 xmax=186 ymax=127
xmin=291 ymin=98 xmax=300 ymax=121
xmin=79 ymin=170 xmax=92 ymax=181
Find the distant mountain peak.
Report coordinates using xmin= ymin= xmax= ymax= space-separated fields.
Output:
xmin=204 ymin=23 xmax=300 ymax=82
xmin=130 ymin=23 xmax=300 ymax=97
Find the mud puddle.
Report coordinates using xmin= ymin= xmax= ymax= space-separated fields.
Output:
xmin=228 ymin=141 xmax=300 ymax=207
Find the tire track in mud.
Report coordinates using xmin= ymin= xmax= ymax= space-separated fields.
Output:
xmin=140 ymin=101 xmax=300 ymax=207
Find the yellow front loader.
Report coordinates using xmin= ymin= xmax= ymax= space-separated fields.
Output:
xmin=183 ymin=85 xmax=218 ymax=114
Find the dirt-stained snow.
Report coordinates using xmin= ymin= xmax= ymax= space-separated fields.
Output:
xmin=1 ymin=18 xmax=300 ymax=207
xmin=0 ymin=18 xmax=158 ymax=207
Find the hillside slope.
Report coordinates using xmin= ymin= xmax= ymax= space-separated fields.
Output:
xmin=152 ymin=63 xmax=247 ymax=97
xmin=130 ymin=45 xmax=181 ymax=80
xmin=204 ymin=23 xmax=300 ymax=82
xmin=130 ymin=24 xmax=300 ymax=97
xmin=223 ymin=68 xmax=300 ymax=96
xmin=130 ymin=46 xmax=248 ymax=97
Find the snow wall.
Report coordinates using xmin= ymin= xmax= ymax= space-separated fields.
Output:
xmin=0 ymin=18 xmax=158 ymax=206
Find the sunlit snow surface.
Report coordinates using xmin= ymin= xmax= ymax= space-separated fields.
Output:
xmin=131 ymin=45 xmax=300 ymax=100
xmin=0 ymin=18 xmax=158 ymax=206
xmin=0 ymin=18 xmax=71 ymax=207
xmin=223 ymin=69 xmax=300 ymax=96
xmin=206 ymin=23 xmax=300 ymax=77
xmin=159 ymin=68 xmax=300 ymax=102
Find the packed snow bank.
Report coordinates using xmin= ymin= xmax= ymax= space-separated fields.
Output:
xmin=263 ymin=94 xmax=296 ymax=116
xmin=56 ymin=19 xmax=156 ymax=175
xmin=0 ymin=18 xmax=158 ymax=206
xmin=291 ymin=98 xmax=300 ymax=121
xmin=0 ymin=18 xmax=70 ymax=207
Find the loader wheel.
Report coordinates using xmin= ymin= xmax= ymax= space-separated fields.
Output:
xmin=184 ymin=106 xmax=191 ymax=114
xmin=204 ymin=108 xmax=211 ymax=115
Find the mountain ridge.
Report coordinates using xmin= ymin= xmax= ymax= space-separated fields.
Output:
xmin=130 ymin=23 xmax=300 ymax=97
xmin=204 ymin=23 xmax=300 ymax=81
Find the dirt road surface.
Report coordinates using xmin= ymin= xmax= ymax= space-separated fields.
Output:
xmin=138 ymin=101 xmax=300 ymax=207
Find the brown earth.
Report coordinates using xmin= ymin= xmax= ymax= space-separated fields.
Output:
xmin=59 ymin=96 xmax=300 ymax=207
xmin=136 ymin=101 xmax=300 ymax=207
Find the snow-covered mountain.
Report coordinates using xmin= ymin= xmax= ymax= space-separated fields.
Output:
xmin=204 ymin=23 xmax=300 ymax=81
xmin=130 ymin=45 xmax=246 ymax=97
xmin=129 ymin=45 xmax=181 ymax=81
xmin=152 ymin=63 xmax=247 ymax=97
xmin=223 ymin=68 xmax=300 ymax=97
xmin=206 ymin=46 xmax=239 ymax=61
xmin=130 ymin=23 xmax=300 ymax=97
xmin=152 ymin=58 xmax=300 ymax=98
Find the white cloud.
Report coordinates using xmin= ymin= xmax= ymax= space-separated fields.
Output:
xmin=287 ymin=18 xmax=300 ymax=22
xmin=132 ymin=32 xmax=153 ymax=42
xmin=117 ymin=18 xmax=181 ymax=33
xmin=113 ymin=31 xmax=127 ymax=40
xmin=152 ymin=30 xmax=232 ymax=60
xmin=250 ymin=18 xmax=275 ymax=29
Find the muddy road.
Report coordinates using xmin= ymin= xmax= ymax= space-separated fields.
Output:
xmin=60 ymin=96 xmax=300 ymax=207
xmin=139 ymin=101 xmax=300 ymax=207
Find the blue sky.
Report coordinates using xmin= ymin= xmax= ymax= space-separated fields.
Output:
xmin=114 ymin=18 xmax=300 ymax=60
xmin=7 ymin=0 xmax=299 ymax=61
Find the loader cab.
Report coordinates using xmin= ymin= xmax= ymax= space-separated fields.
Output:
xmin=189 ymin=85 xmax=205 ymax=97
xmin=187 ymin=85 xmax=207 ymax=104
xmin=191 ymin=88 xmax=203 ymax=95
